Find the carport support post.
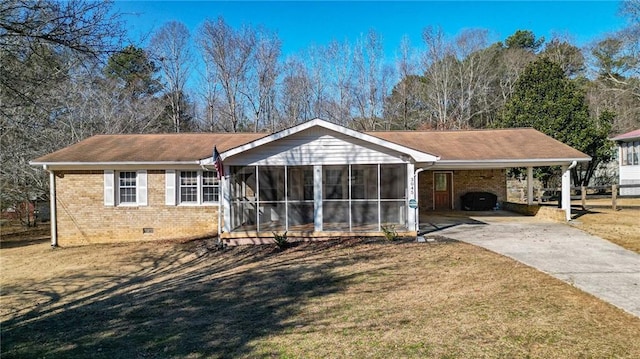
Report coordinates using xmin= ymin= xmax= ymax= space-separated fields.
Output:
xmin=527 ymin=167 xmax=534 ymax=205
xmin=561 ymin=163 xmax=573 ymax=221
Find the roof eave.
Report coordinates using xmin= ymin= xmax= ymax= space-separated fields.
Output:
xmin=221 ymin=118 xmax=440 ymax=163
xmin=430 ymin=158 xmax=591 ymax=169
xmin=30 ymin=160 xmax=201 ymax=170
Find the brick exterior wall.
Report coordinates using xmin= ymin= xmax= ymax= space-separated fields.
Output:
xmin=418 ymin=169 xmax=507 ymax=211
xmin=54 ymin=170 xmax=218 ymax=246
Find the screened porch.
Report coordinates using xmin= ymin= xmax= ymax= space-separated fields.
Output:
xmin=228 ymin=164 xmax=408 ymax=233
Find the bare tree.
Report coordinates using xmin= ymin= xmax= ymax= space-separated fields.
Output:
xmin=149 ymin=21 xmax=193 ymax=132
xmin=540 ymin=35 xmax=585 ymax=77
xmin=243 ymin=28 xmax=281 ymax=132
xmin=305 ymin=44 xmax=332 ymax=122
xmin=421 ymin=26 xmax=457 ymax=129
xmin=0 ymin=0 xmax=123 ymax=109
xmin=278 ymin=57 xmax=314 ymax=128
xmin=0 ymin=0 xmax=124 ymax=225
xmin=324 ymin=40 xmax=354 ymax=125
xmin=352 ymin=29 xmax=392 ymax=131
xmin=384 ymin=36 xmax=426 ymax=130
xmin=496 ymin=47 xmax=536 ymax=104
xmin=198 ymin=17 xmax=255 ymax=132
xmin=453 ymin=29 xmax=497 ymax=129
xmin=197 ymin=59 xmax=222 ymax=132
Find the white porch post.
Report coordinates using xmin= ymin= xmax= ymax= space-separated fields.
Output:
xmin=222 ymin=173 xmax=231 ymax=233
xmin=313 ymin=165 xmax=323 ymax=232
xmin=527 ymin=166 xmax=534 ymax=205
xmin=407 ymin=162 xmax=416 ymax=232
xmin=561 ymin=164 xmax=571 ymax=221
xmin=49 ymin=169 xmax=58 ymax=247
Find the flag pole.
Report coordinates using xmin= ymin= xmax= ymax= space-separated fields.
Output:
xmin=213 ymin=146 xmax=225 ymax=244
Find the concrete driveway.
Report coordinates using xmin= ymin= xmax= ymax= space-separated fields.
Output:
xmin=423 ymin=212 xmax=640 ymax=317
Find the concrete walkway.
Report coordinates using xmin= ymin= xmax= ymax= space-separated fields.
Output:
xmin=431 ymin=215 xmax=640 ymax=317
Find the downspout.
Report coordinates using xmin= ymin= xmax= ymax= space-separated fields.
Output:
xmin=414 ymin=164 xmax=436 ymax=234
xmin=43 ymin=165 xmax=58 ymax=248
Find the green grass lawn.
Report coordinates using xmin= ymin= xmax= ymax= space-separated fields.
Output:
xmin=2 ymin=236 xmax=639 ymax=358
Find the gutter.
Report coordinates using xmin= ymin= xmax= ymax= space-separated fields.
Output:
xmin=29 ymin=160 xmax=201 ymax=167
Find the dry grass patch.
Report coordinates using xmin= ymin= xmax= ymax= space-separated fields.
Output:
xmin=1 ymin=235 xmax=639 ymax=358
xmin=571 ymin=198 xmax=640 ymax=254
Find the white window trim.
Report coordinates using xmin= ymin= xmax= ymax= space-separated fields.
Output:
xmin=104 ymin=170 xmax=147 ymax=207
xmin=176 ymin=170 xmax=220 ymax=206
xmin=118 ymin=171 xmax=137 ymax=206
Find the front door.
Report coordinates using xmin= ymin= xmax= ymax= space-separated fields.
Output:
xmin=434 ymin=172 xmax=452 ymax=210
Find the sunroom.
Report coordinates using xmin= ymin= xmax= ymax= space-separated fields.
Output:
xmin=211 ymin=119 xmax=439 ymax=240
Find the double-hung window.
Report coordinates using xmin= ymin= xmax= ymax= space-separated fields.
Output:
xmin=104 ymin=170 xmax=147 ymax=206
xmin=119 ymin=171 xmax=137 ymax=204
xmin=177 ymin=170 xmax=219 ymax=205
xmin=180 ymin=171 xmax=199 ymax=203
xmin=202 ymin=171 xmax=219 ymax=203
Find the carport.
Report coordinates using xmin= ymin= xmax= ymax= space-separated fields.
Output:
xmin=372 ymin=128 xmax=591 ymax=227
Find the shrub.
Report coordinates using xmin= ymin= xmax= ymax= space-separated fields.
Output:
xmin=273 ymin=231 xmax=289 ymax=250
xmin=381 ymin=225 xmax=398 ymax=241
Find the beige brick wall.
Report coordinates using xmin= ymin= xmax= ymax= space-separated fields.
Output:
xmin=55 ymin=170 xmax=219 ymax=246
xmin=418 ymin=169 xmax=507 ymax=210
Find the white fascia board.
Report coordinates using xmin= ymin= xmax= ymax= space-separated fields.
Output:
xmin=30 ymin=161 xmax=200 ymax=171
xmin=431 ymin=157 xmax=591 ymax=169
xmin=220 ymin=118 xmax=440 ymax=163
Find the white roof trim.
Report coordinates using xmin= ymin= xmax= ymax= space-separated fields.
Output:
xmin=220 ymin=118 xmax=440 ymax=162
xmin=429 ymin=157 xmax=591 ymax=169
xmin=30 ymin=161 xmax=200 ymax=166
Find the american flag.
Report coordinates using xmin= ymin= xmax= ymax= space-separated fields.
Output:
xmin=213 ymin=146 xmax=224 ymax=179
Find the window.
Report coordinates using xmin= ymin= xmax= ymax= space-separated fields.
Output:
xmin=202 ymin=171 xmax=219 ymax=203
xmin=622 ymin=143 xmax=628 ymax=166
xmin=178 ymin=170 xmax=219 ymax=205
xmin=105 ymin=170 xmax=147 ymax=207
xmin=180 ymin=171 xmax=198 ymax=203
xmin=634 ymin=141 xmax=640 ymax=166
xmin=119 ymin=171 xmax=137 ymax=204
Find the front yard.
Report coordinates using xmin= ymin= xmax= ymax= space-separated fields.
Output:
xmin=570 ymin=198 xmax=640 ymax=253
xmin=1 ymin=232 xmax=639 ymax=358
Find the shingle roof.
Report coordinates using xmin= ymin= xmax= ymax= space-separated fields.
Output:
xmin=32 ymin=127 xmax=589 ymax=164
xmin=32 ymin=133 xmax=266 ymax=163
xmin=368 ymin=128 xmax=589 ymax=161
xmin=611 ymin=129 xmax=640 ymax=141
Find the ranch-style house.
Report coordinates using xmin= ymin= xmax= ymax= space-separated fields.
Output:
xmin=31 ymin=119 xmax=590 ymax=246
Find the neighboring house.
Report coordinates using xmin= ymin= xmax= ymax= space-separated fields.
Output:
xmin=31 ymin=119 xmax=590 ymax=246
xmin=611 ymin=129 xmax=640 ymax=196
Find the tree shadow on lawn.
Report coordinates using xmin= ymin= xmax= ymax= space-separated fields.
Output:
xmin=1 ymin=239 xmax=385 ymax=358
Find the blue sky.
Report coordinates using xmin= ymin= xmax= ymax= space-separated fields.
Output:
xmin=114 ymin=0 xmax=628 ymax=60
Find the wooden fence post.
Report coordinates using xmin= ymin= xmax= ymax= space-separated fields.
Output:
xmin=612 ymin=184 xmax=617 ymax=211
xmin=537 ymin=189 xmax=542 ymax=205
xmin=581 ymin=186 xmax=586 ymax=210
